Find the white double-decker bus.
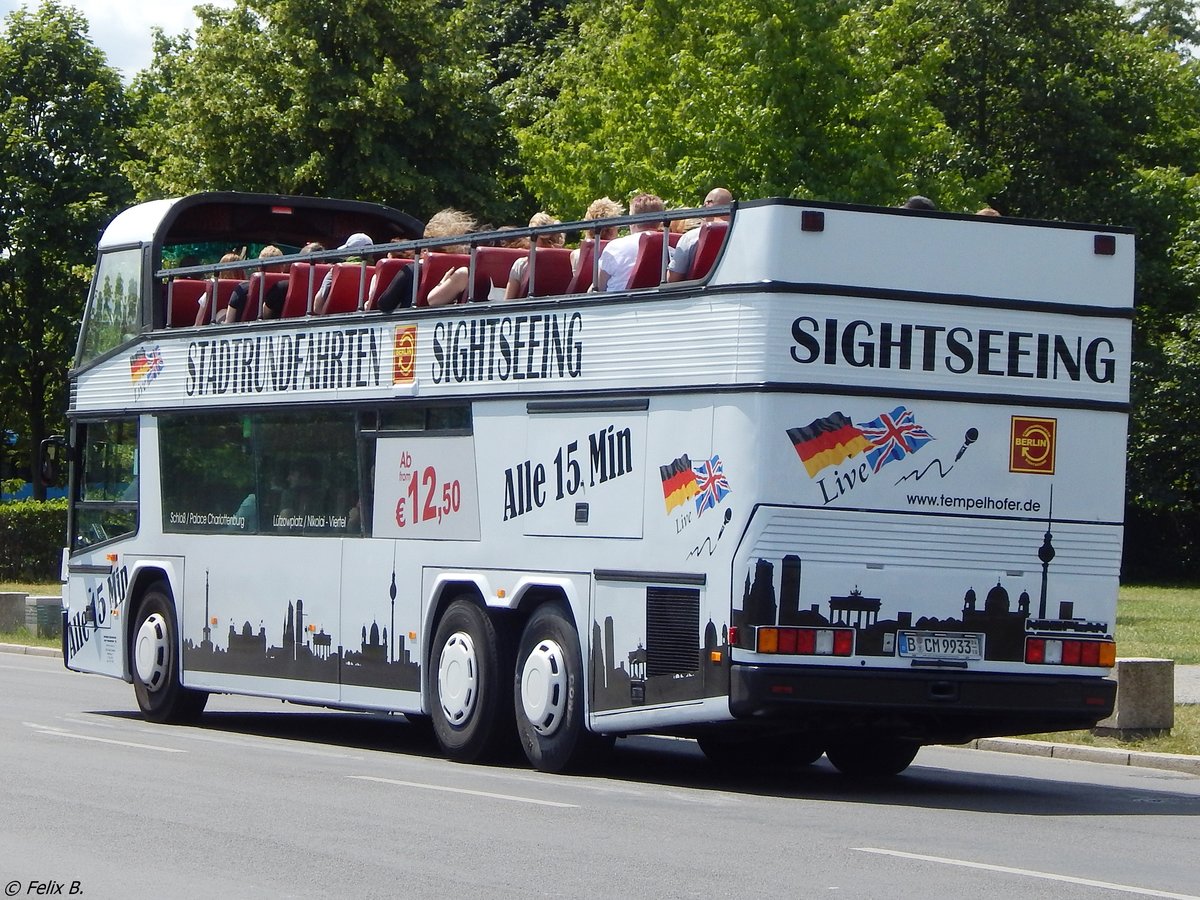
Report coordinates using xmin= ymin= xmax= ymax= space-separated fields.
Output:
xmin=55 ymin=191 xmax=1132 ymax=776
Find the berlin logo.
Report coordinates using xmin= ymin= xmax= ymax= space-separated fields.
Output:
xmin=1010 ymin=416 xmax=1056 ymax=474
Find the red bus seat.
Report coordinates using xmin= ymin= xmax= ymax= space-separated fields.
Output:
xmin=565 ymin=239 xmax=607 ymax=294
xmin=687 ymin=221 xmax=729 ymax=280
xmin=245 ymin=272 xmax=288 ymax=321
xmin=626 ymin=231 xmax=672 ymax=290
xmin=415 ymin=252 xmax=470 ymax=307
xmin=168 ymin=279 xmax=208 ymax=327
xmin=368 ymin=257 xmax=413 ymax=308
xmin=280 ymin=262 xmax=332 ymax=318
xmin=469 ymin=247 xmax=527 ymax=302
xmin=321 ymin=263 xmax=375 ymax=314
xmin=520 ymin=247 xmax=575 ymax=298
xmin=206 ymin=278 xmax=241 ymax=324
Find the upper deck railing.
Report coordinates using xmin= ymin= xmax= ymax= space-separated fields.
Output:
xmin=156 ymin=204 xmax=735 ymax=329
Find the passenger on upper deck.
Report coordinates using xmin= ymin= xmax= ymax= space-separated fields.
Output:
xmin=194 ymin=251 xmax=245 ymax=325
xmin=504 ymin=212 xmax=565 ymax=300
xmin=595 ymin=193 xmax=668 ymax=292
xmin=901 ymin=195 xmax=937 ymax=211
xmin=314 ymin=233 xmax=373 ymax=315
xmin=666 ymin=187 xmax=733 ymax=283
xmin=571 ymin=197 xmax=624 ymax=274
xmin=261 ymin=242 xmax=325 ymax=319
xmin=218 ymin=244 xmax=285 ymax=323
xmin=371 ymin=208 xmax=477 ymax=312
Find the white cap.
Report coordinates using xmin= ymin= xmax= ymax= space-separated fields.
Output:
xmin=337 ymin=232 xmax=373 ymax=251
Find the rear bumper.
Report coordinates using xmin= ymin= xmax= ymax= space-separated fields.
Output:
xmin=729 ymin=663 xmax=1117 ymax=743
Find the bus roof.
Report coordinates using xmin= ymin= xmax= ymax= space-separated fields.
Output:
xmin=98 ymin=191 xmax=424 ymax=251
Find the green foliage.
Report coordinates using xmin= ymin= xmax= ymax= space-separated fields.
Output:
xmin=125 ymin=0 xmax=518 ymax=223
xmin=516 ymin=0 xmax=989 ymax=215
xmin=0 ymin=0 xmax=132 ymax=497
xmin=0 ymin=499 xmax=67 ymax=581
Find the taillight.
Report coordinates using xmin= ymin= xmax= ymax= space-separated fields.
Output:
xmin=754 ymin=626 xmax=854 ymax=657
xmin=1025 ymin=637 xmax=1115 ymax=668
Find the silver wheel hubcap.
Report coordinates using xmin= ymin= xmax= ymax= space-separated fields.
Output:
xmin=521 ymin=639 xmax=567 ymax=736
xmin=134 ymin=612 xmax=169 ymax=692
xmin=437 ymin=631 xmax=478 ymax=726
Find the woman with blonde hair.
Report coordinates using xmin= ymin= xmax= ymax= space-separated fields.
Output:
xmin=371 ymin=208 xmax=478 ymax=311
xmin=504 ymin=212 xmax=565 ymax=300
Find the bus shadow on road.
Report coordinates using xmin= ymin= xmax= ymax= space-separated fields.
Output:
xmin=94 ymin=708 xmax=1200 ymax=817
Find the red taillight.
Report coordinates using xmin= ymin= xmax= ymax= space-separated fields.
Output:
xmin=1026 ymin=638 xmax=1046 ymax=664
xmin=1026 ymin=637 xmax=1114 ymax=668
xmin=728 ymin=626 xmax=738 ymax=646
xmin=833 ymin=630 xmax=854 ymax=656
xmin=754 ymin=626 xmax=854 ymax=657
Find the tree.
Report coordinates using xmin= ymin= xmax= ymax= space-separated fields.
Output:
xmin=0 ymin=0 xmax=131 ymax=498
xmin=515 ymin=0 xmax=988 ymax=215
xmin=125 ymin=0 xmax=518 ymax=224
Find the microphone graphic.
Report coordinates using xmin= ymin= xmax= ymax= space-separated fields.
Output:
xmin=954 ymin=428 xmax=979 ymax=461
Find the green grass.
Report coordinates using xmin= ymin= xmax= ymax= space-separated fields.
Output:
xmin=1022 ymin=705 xmax=1200 ymax=757
xmin=1114 ymin=583 xmax=1200 ymax=664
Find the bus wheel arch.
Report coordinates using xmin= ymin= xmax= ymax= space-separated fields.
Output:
xmin=129 ymin=579 xmax=208 ymax=724
xmin=514 ymin=599 xmax=612 ymax=773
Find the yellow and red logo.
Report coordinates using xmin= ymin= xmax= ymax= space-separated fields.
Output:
xmin=392 ymin=325 xmax=416 ymax=385
xmin=1010 ymin=416 xmax=1056 ymax=474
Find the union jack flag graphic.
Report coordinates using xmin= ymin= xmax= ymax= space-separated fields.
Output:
xmin=856 ymin=406 xmax=934 ymax=473
xmin=693 ymin=455 xmax=731 ymax=515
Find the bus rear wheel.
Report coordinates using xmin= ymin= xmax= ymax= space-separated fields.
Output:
xmin=825 ymin=737 xmax=920 ymax=777
xmin=131 ymin=584 xmax=208 ymax=724
xmin=514 ymin=604 xmax=611 ymax=773
xmin=430 ymin=598 xmax=512 ymax=762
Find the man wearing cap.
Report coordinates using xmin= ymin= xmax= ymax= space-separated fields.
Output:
xmin=314 ymin=232 xmax=373 ymax=315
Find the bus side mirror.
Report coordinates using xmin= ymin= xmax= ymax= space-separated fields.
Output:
xmin=39 ymin=436 xmax=69 ymax=487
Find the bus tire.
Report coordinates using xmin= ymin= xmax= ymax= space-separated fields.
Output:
xmin=131 ymin=584 xmax=208 ymax=724
xmin=825 ymin=737 xmax=919 ymax=777
xmin=430 ymin=598 xmax=512 ymax=762
xmin=514 ymin=604 xmax=610 ymax=773
xmin=698 ymin=733 xmax=824 ymax=770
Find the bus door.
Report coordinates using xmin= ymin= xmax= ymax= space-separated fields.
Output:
xmin=64 ymin=419 xmax=139 ymax=677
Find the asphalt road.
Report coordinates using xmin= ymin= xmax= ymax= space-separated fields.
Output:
xmin=3 ymin=653 xmax=1200 ymax=900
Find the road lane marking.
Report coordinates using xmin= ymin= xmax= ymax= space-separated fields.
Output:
xmin=24 ymin=722 xmax=185 ymax=754
xmin=855 ymin=847 xmax=1200 ymax=899
xmin=349 ymin=775 xmax=579 ymax=808
xmin=132 ymin=726 xmax=364 ymax=760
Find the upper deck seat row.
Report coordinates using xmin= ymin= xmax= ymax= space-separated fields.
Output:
xmin=165 ymin=221 xmax=728 ymax=327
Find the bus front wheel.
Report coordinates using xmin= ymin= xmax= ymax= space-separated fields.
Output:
xmin=430 ymin=598 xmax=512 ymax=762
xmin=131 ymin=584 xmax=208 ymax=724
xmin=514 ymin=604 xmax=611 ymax=773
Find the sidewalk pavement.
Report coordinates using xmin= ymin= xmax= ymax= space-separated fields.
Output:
xmin=4 ymin=641 xmax=1198 ymax=775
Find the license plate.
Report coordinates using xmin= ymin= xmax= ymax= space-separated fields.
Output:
xmin=898 ymin=631 xmax=983 ymax=660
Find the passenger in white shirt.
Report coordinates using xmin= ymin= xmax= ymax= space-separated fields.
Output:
xmin=596 ymin=193 xmax=667 ymax=292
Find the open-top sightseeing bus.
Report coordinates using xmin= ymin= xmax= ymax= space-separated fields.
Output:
xmin=53 ymin=191 xmax=1132 ymax=776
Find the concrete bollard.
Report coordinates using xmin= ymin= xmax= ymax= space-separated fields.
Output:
xmin=25 ymin=595 xmax=63 ymax=639
xmin=1093 ymin=657 xmax=1174 ymax=737
xmin=0 ymin=592 xmax=29 ymax=631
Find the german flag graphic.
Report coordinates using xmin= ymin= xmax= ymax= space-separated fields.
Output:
xmin=787 ymin=413 xmax=872 ymax=478
xmin=660 ymin=454 xmax=699 ymax=513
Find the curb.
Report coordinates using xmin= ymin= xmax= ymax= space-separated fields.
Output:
xmin=962 ymin=736 xmax=1200 ymax=776
xmin=0 ymin=642 xmax=59 ymax=659
xmin=4 ymin=640 xmax=1198 ymax=775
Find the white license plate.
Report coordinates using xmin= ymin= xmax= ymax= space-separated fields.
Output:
xmin=898 ymin=631 xmax=983 ymax=660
